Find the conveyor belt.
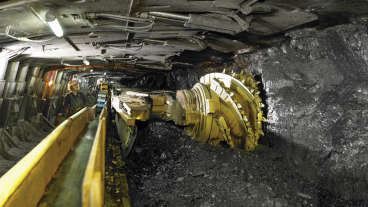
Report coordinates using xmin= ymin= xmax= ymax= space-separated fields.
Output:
xmin=0 ymin=106 xmax=98 ymax=207
xmin=0 ymin=103 xmax=132 ymax=207
xmin=38 ymin=118 xmax=99 ymax=207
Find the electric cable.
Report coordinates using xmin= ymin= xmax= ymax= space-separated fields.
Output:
xmin=98 ymin=13 xmax=153 ymax=23
xmin=108 ymin=56 xmax=139 ymax=64
xmin=105 ymin=24 xmax=153 ymax=29
xmin=9 ymin=47 xmax=28 ymax=59
xmin=105 ymin=43 xmax=143 ymax=51
xmin=99 ymin=24 xmax=154 ymax=33
xmin=4 ymin=25 xmax=57 ymax=42
xmin=96 ymin=13 xmax=154 ymax=32
xmin=0 ymin=47 xmax=29 ymax=59
xmin=107 ymin=46 xmax=142 ymax=51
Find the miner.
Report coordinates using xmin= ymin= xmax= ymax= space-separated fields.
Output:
xmin=63 ymin=80 xmax=88 ymax=116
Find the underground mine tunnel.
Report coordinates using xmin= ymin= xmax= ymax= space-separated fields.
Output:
xmin=0 ymin=0 xmax=368 ymax=206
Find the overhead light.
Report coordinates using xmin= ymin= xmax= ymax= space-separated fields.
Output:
xmin=45 ymin=11 xmax=63 ymax=37
xmin=83 ymin=57 xmax=90 ymax=65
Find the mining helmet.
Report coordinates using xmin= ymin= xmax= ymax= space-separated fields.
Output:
xmin=68 ymin=80 xmax=79 ymax=91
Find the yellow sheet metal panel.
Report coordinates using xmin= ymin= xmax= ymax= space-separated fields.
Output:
xmin=82 ymin=107 xmax=108 ymax=207
xmin=0 ymin=122 xmax=68 ymax=207
xmin=70 ymin=108 xmax=89 ymax=145
xmin=82 ymin=119 xmax=103 ymax=207
xmin=113 ymin=101 xmax=136 ymax=127
xmin=90 ymin=172 xmax=103 ymax=206
xmin=150 ymin=95 xmax=165 ymax=105
xmin=121 ymin=174 xmax=132 ymax=207
xmin=99 ymin=107 xmax=107 ymax=121
xmin=130 ymin=109 xmax=150 ymax=121
xmin=118 ymin=112 xmax=136 ymax=127
xmin=152 ymin=105 xmax=165 ymax=112
xmin=88 ymin=105 xmax=97 ymax=121
xmin=0 ymin=107 xmax=91 ymax=207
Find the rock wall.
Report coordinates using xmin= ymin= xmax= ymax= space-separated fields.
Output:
xmin=240 ymin=22 xmax=368 ymax=200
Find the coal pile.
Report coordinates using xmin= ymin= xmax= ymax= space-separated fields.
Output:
xmin=120 ymin=121 xmax=365 ymax=207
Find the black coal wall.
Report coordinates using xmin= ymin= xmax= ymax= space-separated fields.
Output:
xmin=238 ymin=22 xmax=368 ymax=200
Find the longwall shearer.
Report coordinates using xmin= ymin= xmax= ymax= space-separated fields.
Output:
xmin=112 ymin=72 xmax=267 ymax=157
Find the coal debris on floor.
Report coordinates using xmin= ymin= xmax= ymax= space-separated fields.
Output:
xmin=105 ymin=118 xmax=131 ymax=207
xmin=113 ymin=121 xmax=365 ymax=207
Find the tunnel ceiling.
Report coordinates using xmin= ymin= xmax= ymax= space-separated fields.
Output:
xmin=0 ymin=0 xmax=368 ymax=78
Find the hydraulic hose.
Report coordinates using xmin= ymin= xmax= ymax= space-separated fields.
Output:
xmin=87 ymin=13 xmax=155 ymax=32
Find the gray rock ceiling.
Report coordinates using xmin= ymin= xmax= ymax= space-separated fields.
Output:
xmin=0 ymin=0 xmax=368 ymax=78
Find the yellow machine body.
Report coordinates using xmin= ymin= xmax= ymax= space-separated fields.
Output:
xmin=112 ymin=73 xmax=267 ymax=155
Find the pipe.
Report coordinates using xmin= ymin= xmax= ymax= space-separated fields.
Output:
xmin=15 ymin=63 xmax=30 ymax=82
xmin=16 ymin=82 xmax=26 ymax=96
xmin=0 ymin=98 xmax=3 ymax=114
xmin=62 ymin=73 xmax=68 ymax=80
xmin=54 ymin=84 xmax=61 ymax=96
xmin=149 ymin=12 xmax=190 ymax=21
xmin=55 ymin=72 xmax=64 ymax=84
xmin=0 ymin=58 xmax=8 ymax=81
xmin=28 ymin=66 xmax=41 ymax=77
xmin=3 ymin=82 xmax=16 ymax=98
xmin=23 ymin=66 xmax=41 ymax=96
xmin=164 ymin=39 xmax=203 ymax=51
xmin=140 ymin=39 xmax=166 ymax=44
xmin=149 ymin=16 xmax=185 ymax=24
xmin=184 ymin=22 xmax=236 ymax=35
xmin=0 ymin=80 xmax=5 ymax=97
xmin=24 ymin=76 xmax=38 ymax=95
xmin=188 ymin=14 xmax=241 ymax=33
xmin=53 ymin=71 xmax=59 ymax=83
xmin=36 ymin=80 xmax=45 ymax=98
xmin=42 ymin=71 xmax=51 ymax=81
xmin=49 ymin=85 xmax=57 ymax=98
xmin=4 ymin=62 xmax=20 ymax=82
xmin=47 ymin=71 xmax=58 ymax=98
xmin=38 ymin=69 xmax=44 ymax=78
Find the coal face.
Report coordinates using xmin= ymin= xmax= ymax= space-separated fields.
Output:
xmin=236 ymin=21 xmax=368 ymax=200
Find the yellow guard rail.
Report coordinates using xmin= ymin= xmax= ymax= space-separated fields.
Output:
xmin=0 ymin=106 xmax=96 ymax=207
xmin=82 ymin=106 xmax=107 ymax=207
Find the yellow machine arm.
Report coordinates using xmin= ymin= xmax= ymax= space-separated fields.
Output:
xmin=112 ymin=72 xmax=266 ymax=156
